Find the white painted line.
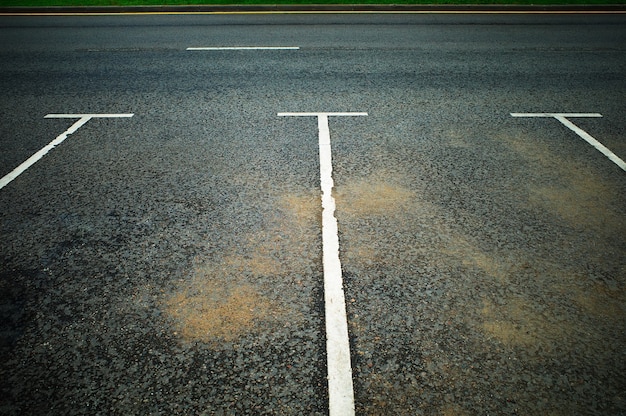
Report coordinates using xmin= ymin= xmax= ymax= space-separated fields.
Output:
xmin=187 ymin=46 xmax=299 ymax=51
xmin=278 ymin=111 xmax=367 ymax=416
xmin=279 ymin=112 xmax=368 ymax=117
xmin=511 ymin=113 xmax=602 ymax=118
xmin=511 ymin=113 xmax=625 ymax=172
xmin=0 ymin=114 xmax=134 ymax=190
xmin=44 ymin=113 xmax=134 ymax=118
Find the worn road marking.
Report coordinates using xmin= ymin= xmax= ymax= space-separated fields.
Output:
xmin=278 ymin=111 xmax=367 ymax=416
xmin=511 ymin=113 xmax=625 ymax=172
xmin=187 ymin=46 xmax=299 ymax=50
xmin=0 ymin=113 xmax=133 ymax=190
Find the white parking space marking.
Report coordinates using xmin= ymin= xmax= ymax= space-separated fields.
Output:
xmin=0 ymin=113 xmax=134 ymax=190
xmin=511 ymin=113 xmax=626 ymax=171
xmin=278 ymin=111 xmax=367 ymax=416
xmin=187 ymin=46 xmax=300 ymax=51
xmin=44 ymin=113 xmax=135 ymax=119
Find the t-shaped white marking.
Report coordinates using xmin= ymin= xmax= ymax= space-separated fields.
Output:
xmin=511 ymin=113 xmax=625 ymax=171
xmin=0 ymin=114 xmax=133 ymax=190
xmin=278 ymin=112 xmax=367 ymax=416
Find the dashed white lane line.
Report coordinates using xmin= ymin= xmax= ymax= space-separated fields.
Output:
xmin=187 ymin=46 xmax=299 ymax=50
xmin=278 ymin=111 xmax=367 ymax=416
xmin=511 ymin=113 xmax=626 ymax=172
xmin=0 ymin=113 xmax=133 ymax=191
xmin=43 ymin=113 xmax=134 ymax=118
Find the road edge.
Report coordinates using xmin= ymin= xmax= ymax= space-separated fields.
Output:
xmin=1 ymin=4 xmax=626 ymax=14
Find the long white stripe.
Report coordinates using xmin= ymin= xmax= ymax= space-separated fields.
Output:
xmin=0 ymin=114 xmax=134 ymax=190
xmin=510 ymin=113 xmax=625 ymax=171
xmin=187 ymin=46 xmax=299 ymax=50
xmin=317 ymin=114 xmax=354 ymax=416
xmin=278 ymin=111 xmax=366 ymax=416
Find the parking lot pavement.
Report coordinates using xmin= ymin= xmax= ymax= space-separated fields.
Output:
xmin=1 ymin=13 xmax=625 ymax=415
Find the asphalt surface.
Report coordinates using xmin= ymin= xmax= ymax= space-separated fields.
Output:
xmin=1 ymin=12 xmax=625 ymax=415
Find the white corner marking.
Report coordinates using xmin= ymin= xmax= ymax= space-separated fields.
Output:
xmin=511 ymin=113 xmax=625 ymax=171
xmin=0 ymin=114 xmax=134 ymax=190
